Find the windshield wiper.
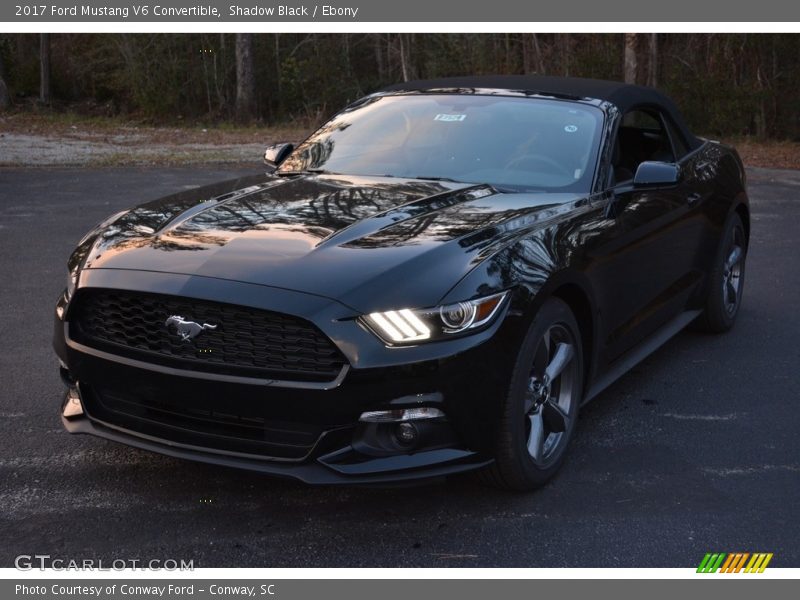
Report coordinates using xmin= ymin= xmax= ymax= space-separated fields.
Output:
xmin=276 ymin=168 xmax=338 ymax=176
xmin=413 ymin=175 xmax=523 ymax=193
xmin=411 ymin=175 xmax=464 ymax=183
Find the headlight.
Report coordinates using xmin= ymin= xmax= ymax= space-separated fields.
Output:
xmin=362 ymin=291 xmax=508 ymax=346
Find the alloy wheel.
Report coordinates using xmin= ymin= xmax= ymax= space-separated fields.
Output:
xmin=523 ymin=323 xmax=579 ymax=468
xmin=723 ymin=226 xmax=745 ymax=316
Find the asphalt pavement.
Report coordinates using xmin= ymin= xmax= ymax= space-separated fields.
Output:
xmin=1 ymin=165 xmax=798 ymax=568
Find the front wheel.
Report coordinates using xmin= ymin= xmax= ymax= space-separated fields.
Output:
xmin=480 ymin=297 xmax=584 ymax=491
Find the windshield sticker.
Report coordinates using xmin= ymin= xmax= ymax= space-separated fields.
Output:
xmin=564 ymin=125 xmax=578 ymax=133
xmin=434 ymin=114 xmax=467 ymax=122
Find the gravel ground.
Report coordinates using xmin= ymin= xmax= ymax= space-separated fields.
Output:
xmin=0 ymin=132 xmax=268 ymax=166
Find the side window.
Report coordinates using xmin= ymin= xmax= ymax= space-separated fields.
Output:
xmin=622 ymin=110 xmax=661 ymax=130
xmin=664 ymin=117 xmax=690 ymax=160
xmin=611 ymin=109 xmax=676 ymax=184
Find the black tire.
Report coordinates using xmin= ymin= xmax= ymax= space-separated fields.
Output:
xmin=480 ymin=297 xmax=584 ymax=491
xmin=694 ymin=213 xmax=747 ymax=333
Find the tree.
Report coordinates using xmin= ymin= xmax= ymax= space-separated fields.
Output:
xmin=40 ymin=33 xmax=51 ymax=104
xmin=557 ymin=34 xmax=571 ymax=76
xmin=531 ymin=34 xmax=545 ymax=74
xmin=398 ymin=34 xmax=413 ymax=82
xmin=647 ymin=33 xmax=658 ymax=87
xmin=522 ymin=34 xmax=545 ymax=74
xmin=623 ymin=33 xmax=639 ymax=84
xmin=1 ymin=33 xmax=799 ymax=140
xmin=624 ymin=33 xmax=658 ymax=86
xmin=0 ymin=51 xmax=9 ymax=110
xmin=235 ymin=33 xmax=256 ymax=120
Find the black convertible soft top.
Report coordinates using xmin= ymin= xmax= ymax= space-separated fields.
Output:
xmin=381 ymin=75 xmax=701 ymax=150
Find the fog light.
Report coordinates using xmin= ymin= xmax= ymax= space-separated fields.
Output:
xmin=359 ymin=407 xmax=445 ymax=423
xmin=63 ymin=387 xmax=84 ymax=418
xmin=395 ymin=422 xmax=418 ymax=445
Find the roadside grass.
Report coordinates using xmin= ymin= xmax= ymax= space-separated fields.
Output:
xmin=86 ymin=151 xmax=257 ymax=167
xmin=722 ymin=137 xmax=800 ymax=170
xmin=0 ymin=111 xmax=312 ymax=146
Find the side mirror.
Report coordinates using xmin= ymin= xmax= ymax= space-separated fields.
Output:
xmin=633 ymin=161 xmax=680 ymax=187
xmin=263 ymin=143 xmax=294 ymax=169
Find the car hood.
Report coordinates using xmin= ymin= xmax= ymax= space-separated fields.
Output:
xmin=74 ymin=173 xmax=580 ymax=312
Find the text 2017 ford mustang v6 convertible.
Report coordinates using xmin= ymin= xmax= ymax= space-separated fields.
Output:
xmin=54 ymin=76 xmax=749 ymax=489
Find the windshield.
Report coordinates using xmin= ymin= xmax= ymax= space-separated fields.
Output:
xmin=279 ymin=94 xmax=604 ymax=192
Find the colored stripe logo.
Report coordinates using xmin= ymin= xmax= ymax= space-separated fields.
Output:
xmin=697 ymin=552 xmax=773 ymax=573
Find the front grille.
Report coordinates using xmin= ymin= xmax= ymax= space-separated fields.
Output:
xmin=69 ymin=289 xmax=346 ymax=382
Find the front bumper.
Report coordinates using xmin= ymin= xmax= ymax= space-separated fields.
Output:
xmin=54 ymin=270 xmax=521 ymax=485
xmin=61 ymin=409 xmax=491 ymax=485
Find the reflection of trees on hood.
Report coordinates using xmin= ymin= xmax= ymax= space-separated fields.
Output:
xmin=481 ymin=204 xmax=613 ymax=293
xmin=98 ymin=227 xmax=227 ymax=254
xmin=89 ymin=175 xmax=580 ymax=263
xmin=345 ymin=206 xmax=536 ymax=249
xmin=114 ymin=203 xmax=192 ymax=234
xmin=181 ymin=182 xmax=407 ymax=236
xmin=485 ymin=230 xmax=557 ymax=291
xmin=90 ymin=201 xmax=211 ymax=256
xmin=164 ymin=178 xmax=473 ymax=245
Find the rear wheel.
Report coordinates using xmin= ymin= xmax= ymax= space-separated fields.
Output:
xmin=695 ymin=213 xmax=747 ymax=333
xmin=480 ymin=297 xmax=584 ymax=491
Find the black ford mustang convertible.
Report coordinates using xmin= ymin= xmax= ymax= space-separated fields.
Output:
xmin=54 ymin=76 xmax=749 ymax=489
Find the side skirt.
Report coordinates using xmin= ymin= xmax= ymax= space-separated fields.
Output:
xmin=583 ymin=309 xmax=702 ymax=404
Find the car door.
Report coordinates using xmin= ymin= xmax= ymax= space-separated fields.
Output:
xmin=594 ymin=108 xmax=704 ymax=362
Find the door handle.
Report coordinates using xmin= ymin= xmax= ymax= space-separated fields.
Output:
xmin=687 ymin=192 xmax=702 ymax=205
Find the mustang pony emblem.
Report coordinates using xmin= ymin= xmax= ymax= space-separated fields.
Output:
xmin=164 ymin=315 xmax=218 ymax=342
